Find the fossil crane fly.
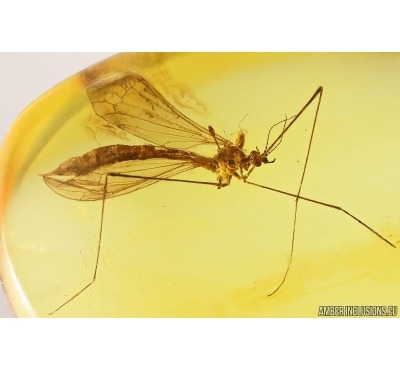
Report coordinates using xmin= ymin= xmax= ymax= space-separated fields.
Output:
xmin=42 ymin=73 xmax=396 ymax=315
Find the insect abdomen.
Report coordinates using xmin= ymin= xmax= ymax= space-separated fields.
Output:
xmin=46 ymin=145 xmax=216 ymax=176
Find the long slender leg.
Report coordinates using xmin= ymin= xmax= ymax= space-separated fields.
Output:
xmin=256 ymin=87 xmax=324 ymax=297
xmin=48 ymin=174 xmax=222 ymax=315
xmin=254 ymin=85 xmax=393 ymax=296
xmin=275 ymin=87 xmax=323 ymax=295
xmin=48 ymin=175 xmax=112 ymax=316
xmin=247 ymin=181 xmax=396 ymax=249
xmin=249 ymin=86 xmax=394 ymax=297
xmin=247 ymin=180 xmax=397 ymax=296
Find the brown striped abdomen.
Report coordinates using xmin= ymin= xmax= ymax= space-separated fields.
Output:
xmin=47 ymin=145 xmax=217 ymax=176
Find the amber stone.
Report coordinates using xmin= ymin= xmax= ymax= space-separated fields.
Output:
xmin=1 ymin=53 xmax=400 ymax=317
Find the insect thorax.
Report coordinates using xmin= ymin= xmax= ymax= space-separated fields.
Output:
xmin=213 ymin=144 xmax=246 ymax=182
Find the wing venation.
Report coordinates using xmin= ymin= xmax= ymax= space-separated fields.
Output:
xmin=86 ymin=73 xmax=228 ymax=150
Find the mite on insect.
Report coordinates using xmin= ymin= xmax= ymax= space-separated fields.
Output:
xmin=42 ymin=73 xmax=396 ymax=315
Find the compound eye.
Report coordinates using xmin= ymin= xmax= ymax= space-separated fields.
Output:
xmin=262 ymin=157 xmax=269 ymax=164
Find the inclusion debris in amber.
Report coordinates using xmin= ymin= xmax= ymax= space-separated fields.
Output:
xmin=1 ymin=53 xmax=400 ymax=318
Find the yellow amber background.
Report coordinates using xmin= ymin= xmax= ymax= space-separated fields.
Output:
xmin=1 ymin=53 xmax=400 ymax=317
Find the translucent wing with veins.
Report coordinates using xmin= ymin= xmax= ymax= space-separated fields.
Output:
xmin=42 ymin=143 xmax=215 ymax=201
xmin=43 ymin=158 xmax=202 ymax=201
xmin=86 ymin=73 xmax=229 ymax=150
xmin=42 ymin=73 xmax=228 ymax=201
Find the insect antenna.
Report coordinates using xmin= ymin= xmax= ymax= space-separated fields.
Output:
xmin=263 ymin=114 xmax=296 ymax=155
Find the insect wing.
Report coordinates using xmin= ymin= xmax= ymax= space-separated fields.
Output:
xmin=42 ymin=159 xmax=201 ymax=201
xmin=86 ymin=73 xmax=229 ymax=150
